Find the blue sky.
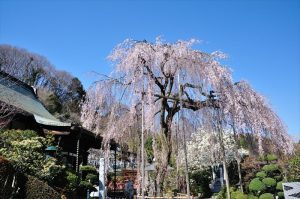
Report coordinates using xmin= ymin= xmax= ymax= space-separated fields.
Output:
xmin=0 ymin=0 xmax=299 ymax=139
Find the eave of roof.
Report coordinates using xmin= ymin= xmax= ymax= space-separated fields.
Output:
xmin=0 ymin=71 xmax=71 ymax=127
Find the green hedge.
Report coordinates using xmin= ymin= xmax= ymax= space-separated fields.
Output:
xmin=259 ymin=193 xmax=274 ymax=199
xmin=276 ymin=181 xmax=283 ymax=191
xmin=256 ymin=171 xmax=267 ymax=179
xmin=86 ymin=173 xmax=98 ymax=184
xmin=266 ymin=154 xmax=277 ymax=162
xmin=247 ymin=154 xmax=284 ymax=199
xmin=66 ymin=171 xmax=79 ymax=192
xmin=80 ymin=165 xmax=97 ymax=173
xmin=262 ymin=164 xmax=279 ymax=173
xmin=249 ymin=178 xmax=266 ymax=195
xmin=262 ymin=178 xmax=276 ymax=187
xmin=277 ymin=191 xmax=284 ymax=199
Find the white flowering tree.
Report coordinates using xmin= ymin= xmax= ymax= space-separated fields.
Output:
xmin=81 ymin=38 xmax=293 ymax=196
xmin=186 ymin=129 xmax=236 ymax=170
xmin=185 ymin=127 xmax=249 ymax=194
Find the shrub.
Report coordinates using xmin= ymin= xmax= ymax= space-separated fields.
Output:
xmin=0 ymin=129 xmax=57 ymax=180
xmin=78 ymin=180 xmax=97 ymax=196
xmin=276 ymin=181 xmax=283 ymax=191
xmin=189 ymin=168 xmax=212 ymax=197
xmin=262 ymin=178 xmax=276 ymax=187
xmin=66 ymin=171 xmax=79 ymax=192
xmin=215 ymin=186 xmax=226 ymax=199
xmin=288 ymin=156 xmax=300 ymax=181
xmin=277 ymin=192 xmax=284 ymax=199
xmin=249 ymin=178 xmax=266 ymax=195
xmin=80 ymin=165 xmax=97 ymax=180
xmin=0 ymin=129 xmax=38 ymax=142
xmin=248 ymin=156 xmax=284 ymax=199
xmin=86 ymin=173 xmax=98 ymax=184
xmin=256 ymin=171 xmax=267 ymax=179
xmin=258 ymin=193 xmax=274 ymax=199
xmin=79 ymin=180 xmax=94 ymax=190
xmin=262 ymin=164 xmax=279 ymax=174
xmin=40 ymin=157 xmax=66 ymax=185
xmin=80 ymin=165 xmax=97 ymax=173
xmin=266 ymin=154 xmax=277 ymax=162
xmin=273 ymin=175 xmax=282 ymax=181
xmin=231 ymin=190 xmax=248 ymax=199
xmin=24 ymin=175 xmax=60 ymax=199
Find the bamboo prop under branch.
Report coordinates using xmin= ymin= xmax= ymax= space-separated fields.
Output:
xmin=141 ymin=66 xmax=145 ymax=199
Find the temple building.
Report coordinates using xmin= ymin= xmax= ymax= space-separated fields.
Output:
xmin=0 ymin=71 xmax=102 ymax=171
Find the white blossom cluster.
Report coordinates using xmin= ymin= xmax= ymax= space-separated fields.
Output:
xmin=184 ymin=128 xmax=236 ymax=170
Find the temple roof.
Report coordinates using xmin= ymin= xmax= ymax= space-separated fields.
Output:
xmin=0 ymin=71 xmax=71 ymax=127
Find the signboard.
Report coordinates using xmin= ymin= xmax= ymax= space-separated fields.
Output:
xmin=283 ymin=182 xmax=300 ymax=199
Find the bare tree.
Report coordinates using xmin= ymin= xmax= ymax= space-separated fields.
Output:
xmin=0 ymin=45 xmax=50 ymax=87
xmin=0 ymin=45 xmax=85 ymax=122
xmin=81 ymin=38 xmax=293 ymax=196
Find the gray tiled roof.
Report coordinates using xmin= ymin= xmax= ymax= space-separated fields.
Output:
xmin=0 ymin=71 xmax=71 ymax=127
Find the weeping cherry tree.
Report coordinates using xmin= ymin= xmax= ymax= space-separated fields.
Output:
xmin=81 ymin=38 xmax=293 ymax=196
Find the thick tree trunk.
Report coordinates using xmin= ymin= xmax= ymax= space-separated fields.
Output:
xmin=153 ymin=127 xmax=172 ymax=196
xmin=156 ymin=151 xmax=171 ymax=196
xmin=153 ymin=151 xmax=169 ymax=196
xmin=155 ymin=165 xmax=168 ymax=196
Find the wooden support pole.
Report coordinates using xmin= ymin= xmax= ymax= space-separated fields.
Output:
xmin=76 ymin=130 xmax=81 ymax=173
xmin=178 ymin=73 xmax=191 ymax=199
